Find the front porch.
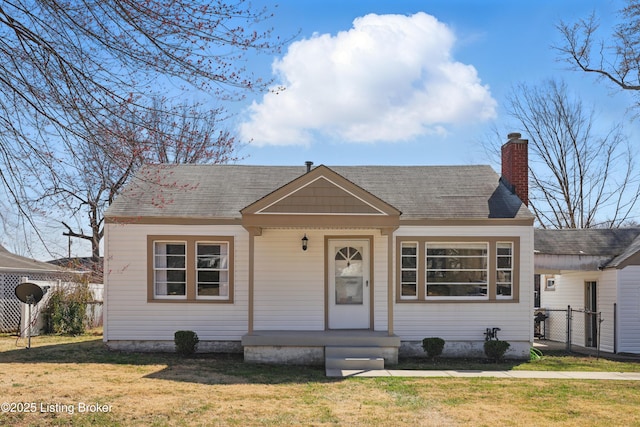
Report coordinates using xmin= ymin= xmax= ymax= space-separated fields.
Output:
xmin=241 ymin=330 xmax=401 ymax=368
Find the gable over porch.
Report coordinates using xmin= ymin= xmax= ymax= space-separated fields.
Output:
xmin=240 ymin=165 xmax=401 ymax=366
xmin=241 ymin=165 xmax=400 ymax=332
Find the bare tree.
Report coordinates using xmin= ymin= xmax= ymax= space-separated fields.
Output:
xmin=20 ymin=98 xmax=241 ymax=264
xmin=556 ymin=1 xmax=640 ymax=97
xmin=498 ymin=79 xmax=640 ymax=229
xmin=0 ymin=1 xmax=286 ymax=258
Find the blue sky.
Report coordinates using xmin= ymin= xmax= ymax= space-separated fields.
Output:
xmin=7 ymin=0 xmax=639 ymax=260
xmin=234 ymin=0 xmax=638 ymax=170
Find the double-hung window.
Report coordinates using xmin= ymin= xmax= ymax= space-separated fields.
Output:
xmin=426 ymin=243 xmax=488 ymax=299
xmin=196 ymin=242 xmax=229 ymax=299
xmin=400 ymin=242 xmax=418 ymax=299
xmin=154 ymin=241 xmax=187 ymax=299
xmin=496 ymin=242 xmax=513 ymax=299
xmin=148 ymin=236 xmax=233 ymax=302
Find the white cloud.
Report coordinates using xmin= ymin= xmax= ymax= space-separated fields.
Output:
xmin=240 ymin=12 xmax=497 ymax=146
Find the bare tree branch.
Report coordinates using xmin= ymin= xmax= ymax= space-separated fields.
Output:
xmin=491 ymin=79 xmax=639 ymax=229
xmin=0 ymin=1 xmax=288 ymax=260
xmin=556 ymin=1 xmax=640 ymax=94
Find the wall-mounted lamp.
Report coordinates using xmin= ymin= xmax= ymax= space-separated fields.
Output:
xmin=301 ymin=234 xmax=309 ymax=251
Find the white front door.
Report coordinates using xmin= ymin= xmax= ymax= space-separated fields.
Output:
xmin=328 ymin=239 xmax=370 ymax=329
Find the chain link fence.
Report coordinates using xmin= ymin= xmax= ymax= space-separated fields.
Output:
xmin=534 ymin=306 xmax=602 ymax=354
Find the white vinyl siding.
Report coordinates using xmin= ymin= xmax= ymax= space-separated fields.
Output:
xmin=252 ymin=229 xmax=389 ymax=332
xmin=393 ymin=225 xmax=534 ymax=344
xmin=104 ymin=221 xmax=534 ymax=351
xmin=537 ymin=266 xmax=640 ymax=355
xmin=538 ymin=269 xmax=626 ymax=353
xmin=617 ymin=266 xmax=640 ymax=353
xmin=253 ymin=229 xmax=325 ymax=331
xmin=539 ymin=271 xmax=592 ymax=311
xmin=598 ymin=269 xmax=617 ymax=353
xmin=539 ymin=271 xmax=593 ymax=345
xmin=103 ymin=223 xmax=248 ymax=342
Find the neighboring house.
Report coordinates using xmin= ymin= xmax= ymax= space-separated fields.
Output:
xmin=535 ymin=228 xmax=640 ymax=354
xmin=0 ymin=244 xmax=69 ymax=333
xmin=103 ymin=133 xmax=534 ymax=367
xmin=49 ymin=256 xmax=104 ymax=284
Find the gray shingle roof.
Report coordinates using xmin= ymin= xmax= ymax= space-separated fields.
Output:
xmin=0 ymin=245 xmax=65 ymax=273
xmin=534 ymin=229 xmax=640 ymax=256
xmin=609 ymin=234 xmax=640 ymax=267
xmin=534 ymin=228 xmax=640 ymax=268
xmin=106 ymin=164 xmax=533 ymax=221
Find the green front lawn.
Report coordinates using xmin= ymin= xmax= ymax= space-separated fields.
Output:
xmin=1 ymin=332 xmax=638 ymax=426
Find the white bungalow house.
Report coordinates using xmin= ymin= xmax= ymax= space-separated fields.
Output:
xmin=103 ymin=133 xmax=534 ymax=368
xmin=535 ymin=228 xmax=640 ymax=354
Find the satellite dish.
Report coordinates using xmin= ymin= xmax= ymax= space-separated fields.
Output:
xmin=15 ymin=282 xmax=44 ymax=304
xmin=14 ymin=282 xmax=45 ymax=349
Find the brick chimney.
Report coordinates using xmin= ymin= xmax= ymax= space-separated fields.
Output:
xmin=501 ymin=132 xmax=528 ymax=206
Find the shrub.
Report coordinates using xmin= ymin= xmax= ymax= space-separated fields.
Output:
xmin=174 ymin=330 xmax=199 ymax=356
xmin=484 ymin=340 xmax=510 ymax=362
xmin=422 ymin=337 xmax=445 ymax=359
xmin=44 ymin=284 xmax=92 ymax=335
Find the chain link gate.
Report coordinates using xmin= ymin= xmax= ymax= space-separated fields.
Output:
xmin=534 ymin=306 xmax=603 ymax=354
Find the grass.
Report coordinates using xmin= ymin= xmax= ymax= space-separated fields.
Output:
xmin=1 ymin=331 xmax=639 ymax=426
xmin=397 ymin=352 xmax=640 ymax=372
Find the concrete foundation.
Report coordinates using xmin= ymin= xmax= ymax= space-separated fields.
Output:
xmin=106 ymin=336 xmax=530 ymax=362
xmin=105 ymin=340 xmax=243 ymax=353
xmin=400 ymin=340 xmax=532 ymax=360
xmin=244 ymin=346 xmax=325 ymax=365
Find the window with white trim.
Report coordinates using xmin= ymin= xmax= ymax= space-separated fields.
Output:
xmin=426 ymin=243 xmax=488 ymax=299
xmin=400 ymin=242 xmax=418 ymax=299
xmin=496 ymin=242 xmax=513 ymax=299
xmin=154 ymin=241 xmax=187 ymax=299
xmin=545 ymin=276 xmax=556 ymax=290
xmin=196 ymin=242 xmax=229 ymax=299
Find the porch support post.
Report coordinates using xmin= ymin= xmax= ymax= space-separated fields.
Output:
xmin=381 ymin=227 xmax=397 ymax=336
xmin=245 ymin=226 xmax=262 ymax=334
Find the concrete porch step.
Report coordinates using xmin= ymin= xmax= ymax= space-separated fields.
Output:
xmin=325 ymin=346 xmax=386 ymax=373
xmin=325 ymin=345 xmax=386 ymax=359
xmin=325 ymin=356 xmax=385 ymax=371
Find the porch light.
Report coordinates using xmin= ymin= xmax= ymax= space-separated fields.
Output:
xmin=302 ymin=234 xmax=309 ymax=251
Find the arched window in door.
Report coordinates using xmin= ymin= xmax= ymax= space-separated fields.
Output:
xmin=334 ymin=246 xmax=363 ymax=304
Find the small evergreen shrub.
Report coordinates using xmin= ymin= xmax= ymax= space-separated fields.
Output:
xmin=44 ymin=284 xmax=92 ymax=335
xmin=484 ymin=340 xmax=510 ymax=362
xmin=422 ymin=337 xmax=445 ymax=359
xmin=174 ymin=330 xmax=199 ymax=356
